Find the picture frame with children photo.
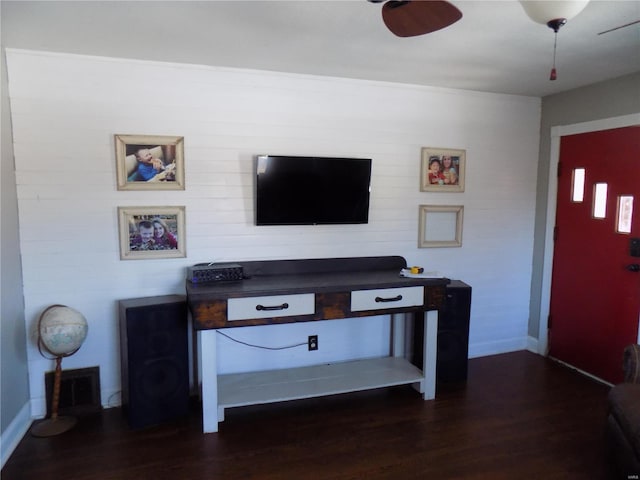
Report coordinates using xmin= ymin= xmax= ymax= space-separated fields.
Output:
xmin=118 ymin=206 xmax=186 ymax=260
xmin=115 ymin=134 xmax=185 ymax=190
xmin=420 ymin=147 xmax=465 ymax=193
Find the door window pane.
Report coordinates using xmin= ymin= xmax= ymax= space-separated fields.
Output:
xmin=616 ymin=195 xmax=634 ymax=234
xmin=593 ymin=183 xmax=608 ymax=219
xmin=572 ymin=168 xmax=585 ymax=202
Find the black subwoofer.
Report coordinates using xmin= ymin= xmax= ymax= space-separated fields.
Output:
xmin=119 ymin=295 xmax=189 ymax=429
xmin=413 ymin=280 xmax=471 ymax=385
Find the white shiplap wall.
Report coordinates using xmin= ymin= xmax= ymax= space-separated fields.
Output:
xmin=6 ymin=49 xmax=540 ymax=416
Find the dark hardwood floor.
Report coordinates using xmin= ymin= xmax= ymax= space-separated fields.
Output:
xmin=3 ymin=351 xmax=620 ymax=479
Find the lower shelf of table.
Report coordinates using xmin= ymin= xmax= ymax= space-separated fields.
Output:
xmin=217 ymin=356 xmax=424 ymax=409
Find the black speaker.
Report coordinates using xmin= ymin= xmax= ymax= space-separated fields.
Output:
xmin=412 ymin=280 xmax=471 ymax=385
xmin=119 ymin=295 xmax=189 ymax=429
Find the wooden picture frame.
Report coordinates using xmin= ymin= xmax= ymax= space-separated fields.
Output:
xmin=115 ymin=134 xmax=185 ymax=190
xmin=418 ymin=205 xmax=464 ymax=248
xmin=420 ymin=147 xmax=465 ymax=192
xmin=118 ymin=206 xmax=186 ymax=260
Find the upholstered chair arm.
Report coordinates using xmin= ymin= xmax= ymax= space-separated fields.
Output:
xmin=623 ymin=344 xmax=640 ymax=383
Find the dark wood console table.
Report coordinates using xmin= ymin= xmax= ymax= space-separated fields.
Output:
xmin=186 ymin=256 xmax=448 ymax=433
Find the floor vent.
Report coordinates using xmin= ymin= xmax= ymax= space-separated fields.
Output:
xmin=45 ymin=366 xmax=102 ymax=416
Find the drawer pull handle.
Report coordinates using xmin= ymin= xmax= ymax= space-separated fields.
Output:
xmin=256 ymin=302 xmax=289 ymax=311
xmin=375 ymin=295 xmax=403 ymax=303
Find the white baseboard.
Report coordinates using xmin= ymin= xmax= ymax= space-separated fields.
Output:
xmin=527 ymin=335 xmax=539 ymax=354
xmin=468 ymin=337 xmax=529 ymax=359
xmin=29 ymin=397 xmax=46 ymax=419
xmin=1 ymin=401 xmax=32 ymax=469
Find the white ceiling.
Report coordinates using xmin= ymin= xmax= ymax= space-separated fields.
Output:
xmin=2 ymin=0 xmax=640 ymax=97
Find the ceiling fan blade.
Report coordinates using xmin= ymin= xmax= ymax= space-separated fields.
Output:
xmin=381 ymin=0 xmax=462 ymax=38
xmin=597 ymin=19 xmax=640 ymax=35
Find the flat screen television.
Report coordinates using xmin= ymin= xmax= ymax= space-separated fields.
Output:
xmin=255 ymin=155 xmax=372 ymax=226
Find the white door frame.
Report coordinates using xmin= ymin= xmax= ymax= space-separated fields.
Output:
xmin=537 ymin=113 xmax=640 ymax=355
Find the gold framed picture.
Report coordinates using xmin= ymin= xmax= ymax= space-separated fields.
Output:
xmin=115 ymin=134 xmax=185 ymax=190
xmin=420 ymin=147 xmax=465 ymax=192
xmin=118 ymin=206 xmax=186 ymax=260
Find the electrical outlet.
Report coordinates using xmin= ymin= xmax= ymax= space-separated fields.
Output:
xmin=308 ymin=335 xmax=318 ymax=351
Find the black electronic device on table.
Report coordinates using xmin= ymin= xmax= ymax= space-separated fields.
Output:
xmin=187 ymin=263 xmax=244 ymax=284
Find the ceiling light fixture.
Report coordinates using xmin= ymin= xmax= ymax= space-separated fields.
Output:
xmin=519 ymin=1 xmax=590 ymax=80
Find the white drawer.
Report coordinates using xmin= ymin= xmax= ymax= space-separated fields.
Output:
xmin=227 ymin=293 xmax=315 ymax=321
xmin=350 ymin=286 xmax=424 ymax=312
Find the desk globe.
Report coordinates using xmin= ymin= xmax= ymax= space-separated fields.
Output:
xmin=31 ymin=304 xmax=88 ymax=437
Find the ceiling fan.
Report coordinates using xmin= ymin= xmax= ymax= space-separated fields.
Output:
xmin=368 ymin=0 xmax=463 ymax=37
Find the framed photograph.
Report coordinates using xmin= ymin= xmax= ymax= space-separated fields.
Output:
xmin=115 ymin=134 xmax=185 ymax=190
xmin=420 ymin=147 xmax=465 ymax=192
xmin=418 ymin=205 xmax=464 ymax=248
xmin=118 ymin=206 xmax=186 ymax=260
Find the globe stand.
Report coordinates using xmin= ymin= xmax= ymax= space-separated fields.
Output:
xmin=31 ymin=356 xmax=77 ymax=437
xmin=31 ymin=304 xmax=88 ymax=438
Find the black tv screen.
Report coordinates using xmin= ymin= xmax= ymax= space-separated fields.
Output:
xmin=255 ymin=155 xmax=372 ymax=226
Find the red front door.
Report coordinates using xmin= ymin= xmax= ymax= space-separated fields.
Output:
xmin=549 ymin=125 xmax=640 ymax=384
